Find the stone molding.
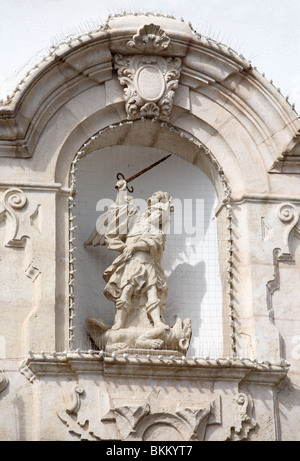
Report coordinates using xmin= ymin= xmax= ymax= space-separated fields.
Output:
xmin=16 ymin=351 xmax=287 ymax=441
xmin=20 ymin=351 xmax=289 ymax=385
xmin=269 ymin=129 xmax=300 ymax=174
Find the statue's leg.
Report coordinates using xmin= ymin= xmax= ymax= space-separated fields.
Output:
xmin=146 ymin=286 xmax=169 ymax=330
xmin=111 ymin=309 xmax=127 ymax=330
xmin=116 ymin=283 xmax=134 ymax=309
xmin=112 ymin=284 xmax=134 ymax=330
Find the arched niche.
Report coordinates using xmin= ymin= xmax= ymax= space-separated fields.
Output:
xmin=67 ymin=120 xmax=230 ymax=357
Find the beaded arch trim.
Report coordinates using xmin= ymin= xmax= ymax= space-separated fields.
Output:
xmin=68 ymin=118 xmax=236 ymax=357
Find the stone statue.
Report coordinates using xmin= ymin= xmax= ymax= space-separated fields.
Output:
xmin=85 ymin=180 xmax=192 ymax=355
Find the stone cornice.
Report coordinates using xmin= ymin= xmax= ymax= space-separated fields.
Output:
xmin=0 ymin=182 xmax=69 ymax=193
xmin=269 ymin=130 xmax=300 ymax=173
xmin=19 ymin=351 xmax=289 ymax=386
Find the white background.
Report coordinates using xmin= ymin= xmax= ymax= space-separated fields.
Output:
xmin=1 ymin=0 xmax=300 ymax=111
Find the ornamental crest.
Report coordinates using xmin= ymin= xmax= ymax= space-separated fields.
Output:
xmin=114 ymin=54 xmax=181 ymax=121
xmin=126 ymin=23 xmax=171 ymax=53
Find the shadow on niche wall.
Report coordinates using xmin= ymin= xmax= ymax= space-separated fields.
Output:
xmin=165 ymin=261 xmax=207 ymax=357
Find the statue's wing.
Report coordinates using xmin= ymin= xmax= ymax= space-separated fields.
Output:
xmin=84 ymin=208 xmax=112 ymax=247
xmin=85 ymin=198 xmax=141 ymax=247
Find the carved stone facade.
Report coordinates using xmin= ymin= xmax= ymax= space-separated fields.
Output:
xmin=0 ymin=13 xmax=299 ymax=441
xmin=18 ymin=352 xmax=285 ymax=441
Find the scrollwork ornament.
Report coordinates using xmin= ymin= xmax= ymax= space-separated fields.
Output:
xmin=65 ymin=385 xmax=84 ymax=414
xmin=4 ymin=188 xmax=27 ymax=211
xmin=0 ymin=187 xmax=27 ymax=248
xmin=0 ymin=187 xmax=28 ymax=247
xmin=278 ymin=202 xmax=299 ymax=224
xmin=227 ymin=392 xmax=257 ymax=441
xmin=57 ymin=385 xmax=101 ymax=441
xmin=277 ymin=202 xmax=300 ymax=255
xmin=114 ymin=54 xmax=182 ymax=121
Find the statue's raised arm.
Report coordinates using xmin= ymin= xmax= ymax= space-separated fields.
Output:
xmin=84 ymin=179 xmax=139 ymax=250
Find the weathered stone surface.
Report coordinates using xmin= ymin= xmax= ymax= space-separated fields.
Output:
xmin=0 ymin=12 xmax=299 ymax=441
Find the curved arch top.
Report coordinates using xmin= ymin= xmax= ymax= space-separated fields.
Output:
xmin=0 ymin=13 xmax=299 ymax=196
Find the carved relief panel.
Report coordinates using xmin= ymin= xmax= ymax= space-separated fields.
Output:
xmin=56 ymin=379 xmax=223 ymax=441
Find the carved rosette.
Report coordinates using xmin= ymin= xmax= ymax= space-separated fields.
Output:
xmin=114 ymin=54 xmax=182 ymax=121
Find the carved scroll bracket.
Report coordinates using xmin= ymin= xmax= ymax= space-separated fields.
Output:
xmin=264 ymin=202 xmax=300 ymax=317
xmin=0 ymin=188 xmax=28 ymax=248
xmin=277 ymin=202 xmax=300 ymax=259
xmin=262 ymin=202 xmax=300 ymax=261
xmin=0 ymin=187 xmax=42 ymax=253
